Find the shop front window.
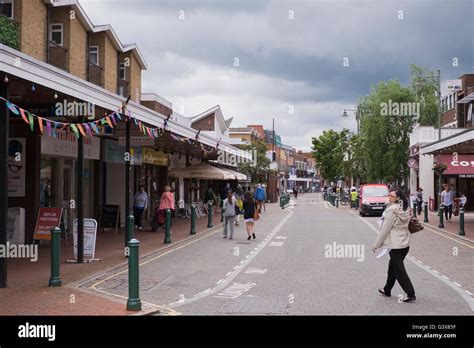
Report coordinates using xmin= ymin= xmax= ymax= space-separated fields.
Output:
xmin=40 ymin=158 xmax=52 ymax=207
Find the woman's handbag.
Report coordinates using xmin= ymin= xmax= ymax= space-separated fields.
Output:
xmin=408 ymin=217 xmax=424 ymax=233
xmin=234 ymin=203 xmax=241 ymax=215
xmin=253 ymin=209 xmax=260 ymax=221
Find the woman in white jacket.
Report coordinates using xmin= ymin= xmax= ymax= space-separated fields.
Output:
xmin=372 ymin=189 xmax=416 ymax=302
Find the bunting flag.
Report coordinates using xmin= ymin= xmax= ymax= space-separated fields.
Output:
xmin=90 ymin=122 xmax=99 ymax=134
xmin=46 ymin=121 xmax=52 ymax=137
xmin=100 ymin=118 xmax=107 ymax=125
xmin=110 ymin=114 xmax=117 ymax=126
xmin=105 ymin=116 xmax=113 ymax=128
xmin=83 ymin=123 xmax=93 ymax=136
xmin=114 ymin=111 xmax=122 ymax=121
xmin=19 ymin=108 xmax=30 ymax=124
xmin=28 ymin=113 xmax=34 ymax=132
xmin=37 ymin=117 xmax=44 ymax=134
xmin=6 ymin=101 xmax=20 ymax=115
xmin=70 ymin=124 xmax=80 ymax=138
xmin=146 ymin=127 xmax=152 ymax=138
xmin=76 ymin=124 xmax=86 ymax=137
xmin=52 ymin=123 xmax=58 ymax=138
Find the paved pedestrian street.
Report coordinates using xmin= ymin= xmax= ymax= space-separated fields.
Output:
xmin=77 ymin=194 xmax=474 ymax=315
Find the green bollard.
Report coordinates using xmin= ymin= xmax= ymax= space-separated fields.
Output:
xmin=49 ymin=227 xmax=62 ymax=287
xmin=127 ymin=214 xmax=134 ymax=242
xmin=280 ymin=195 xmax=283 ymax=209
xmin=335 ymin=197 xmax=339 ymax=208
xmin=164 ymin=209 xmax=172 ymax=244
xmin=423 ymin=202 xmax=428 ymax=223
xmin=459 ymin=206 xmax=465 ymax=236
xmin=220 ymin=200 xmax=224 ymax=222
xmin=208 ymin=202 xmax=213 ymax=228
xmin=438 ymin=205 xmax=444 ymax=228
xmin=354 ymin=197 xmax=359 ymax=210
xmin=190 ymin=204 xmax=196 ymax=235
xmin=412 ymin=202 xmax=417 ymax=218
xmin=126 ymin=238 xmax=142 ymax=311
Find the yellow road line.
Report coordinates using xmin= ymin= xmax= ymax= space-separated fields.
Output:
xmin=88 ymin=225 xmax=224 ymax=315
xmin=421 ymin=225 xmax=474 ymax=249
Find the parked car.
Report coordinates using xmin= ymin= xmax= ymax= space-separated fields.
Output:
xmin=359 ymin=184 xmax=389 ymax=217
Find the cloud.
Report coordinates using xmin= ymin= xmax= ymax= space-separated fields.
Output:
xmin=80 ymin=0 xmax=473 ymax=152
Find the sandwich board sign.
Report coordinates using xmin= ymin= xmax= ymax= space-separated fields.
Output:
xmin=70 ymin=218 xmax=100 ymax=263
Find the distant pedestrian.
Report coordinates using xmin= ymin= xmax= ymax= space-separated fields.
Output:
xmin=234 ymin=185 xmax=244 ymax=226
xmin=159 ymin=185 xmax=175 ymax=232
xmin=459 ymin=193 xmax=467 ymax=208
xmin=373 ymin=189 xmax=415 ymax=303
xmin=205 ymin=187 xmax=216 ymax=205
xmin=254 ymin=183 xmax=266 ymax=213
xmin=415 ymin=188 xmax=423 ymax=215
xmin=243 ymin=192 xmax=256 ymax=240
xmin=293 ymin=187 xmax=298 ymax=199
xmin=441 ymin=185 xmax=454 ymax=222
xmin=133 ymin=185 xmax=148 ymax=229
xmin=222 ymin=190 xmax=237 ymax=239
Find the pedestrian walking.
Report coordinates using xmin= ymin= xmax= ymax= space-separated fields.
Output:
xmin=441 ymin=185 xmax=454 ymax=222
xmin=205 ymin=187 xmax=216 ymax=205
xmin=254 ymin=183 xmax=266 ymax=213
xmin=293 ymin=186 xmax=298 ymax=199
xmin=415 ymin=188 xmax=423 ymax=215
xmin=234 ymin=185 xmax=244 ymax=226
xmin=159 ymin=185 xmax=175 ymax=232
xmin=459 ymin=193 xmax=467 ymax=208
xmin=222 ymin=190 xmax=237 ymax=239
xmin=133 ymin=185 xmax=148 ymax=229
xmin=242 ymin=192 xmax=256 ymax=240
xmin=372 ymin=189 xmax=416 ymax=303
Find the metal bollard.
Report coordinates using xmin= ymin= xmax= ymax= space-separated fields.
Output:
xmin=280 ymin=195 xmax=283 ymax=209
xmin=459 ymin=206 xmax=465 ymax=236
xmin=126 ymin=238 xmax=142 ymax=311
xmin=49 ymin=227 xmax=62 ymax=287
xmin=190 ymin=204 xmax=196 ymax=235
xmin=208 ymin=202 xmax=213 ymax=228
xmin=354 ymin=197 xmax=359 ymax=210
xmin=438 ymin=205 xmax=444 ymax=228
xmin=335 ymin=197 xmax=339 ymax=208
xmin=127 ymin=214 xmax=134 ymax=242
xmin=164 ymin=209 xmax=172 ymax=244
xmin=423 ymin=202 xmax=428 ymax=223
xmin=412 ymin=202 xmax=417 ymax=218
xmin=220 ymin=200 xmax=224 ymax=222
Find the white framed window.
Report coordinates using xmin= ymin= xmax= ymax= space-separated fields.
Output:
xmin=49 ymin=23 xmax=63 ymax=46
xmin=119 ymin=62 xmax=126 ymax=80
xmin=89 ymin=45 xmax=99 ymax=66
xmin=0 ymin=0 xmax=14 ymax=19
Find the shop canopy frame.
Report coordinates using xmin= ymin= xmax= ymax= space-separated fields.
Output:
xmin=169 ymin=162 xmax=237 ymax=180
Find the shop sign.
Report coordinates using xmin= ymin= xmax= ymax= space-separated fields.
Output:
xmin=118 ymin=136 xmax=155 ymax=147
xmin=447 ymin=79 xmax=462 ymax=93
xmin=104 ymin=139 xmax=142 ymax=165
xmin=438 ymin=154 xmax=474 ymax=175
xmin=407 ymin=158 xmax=418 ymax=168
xmin=459 ymin=174 xmax=474 ymax=178
xmin=142 ymin=148 xmax=169 ymax=166
xmin=8 ymin=138 xmax=26 ymax=197
xmin=41 ymin=131 xmax=100 ymax=160
xmin=33 ymin=208 xmax=63 ymax=241
xmin=73 ymin=218 xmax=98 ymax=261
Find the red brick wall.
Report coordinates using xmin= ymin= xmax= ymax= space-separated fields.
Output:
xmin=192 ymin=114 xmax=214 ymax=131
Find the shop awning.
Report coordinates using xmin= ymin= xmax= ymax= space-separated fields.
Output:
xmin=457 ymin=93 xmax=474 ymax=104
xmin=169 ymin=163 xmax=235 ymax=180
xmin=223 ymin=168 xmax=247 ymax=181
xmin=436 ymin=154 xmax=474 ymax=175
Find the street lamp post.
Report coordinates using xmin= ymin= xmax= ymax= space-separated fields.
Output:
xmin=342 ymin=109 xmax=359 ymax=135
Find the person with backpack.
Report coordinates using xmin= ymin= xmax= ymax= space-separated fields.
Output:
xmin=254 ymin=183 xmax=266 ymax=213
xmin=133 ymin=185 xmax=148 ymax=230
xmin=222 ymin=190 xmax=237 ymax=239
xmin=243 ymin=192 xmax=256 ymax=240
xmin=372 ymin=189 xmax=416 ymax=303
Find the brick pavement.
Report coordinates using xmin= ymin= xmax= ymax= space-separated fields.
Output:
xmin=0 ymin=213 xmax=223 ymax=315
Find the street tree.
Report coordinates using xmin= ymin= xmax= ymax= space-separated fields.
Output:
xmin=237 ymin=139 xmax=271 ymax=184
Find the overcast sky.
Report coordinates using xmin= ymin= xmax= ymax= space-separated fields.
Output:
xmin=81 ymin=0 xmax=473 ymax=151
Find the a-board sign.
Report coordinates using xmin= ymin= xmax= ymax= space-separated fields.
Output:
xmin=99 ymin=205 xmax=120 ymax=234
xmin=73 ymin=218 xmax=98 ymax=261
xmin=33 ymin=208 xmax=63 ymax=240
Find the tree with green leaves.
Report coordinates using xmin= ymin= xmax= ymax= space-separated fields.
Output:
xmin=410 ymin=64 xmax=439 ymax=126
xmin=311 ymin=129 xmax=350 ymax=183
xmin=237 ymin=139 xmax=271 ymax=184
xmin=0 ymin=15 xmax=19 ymax=49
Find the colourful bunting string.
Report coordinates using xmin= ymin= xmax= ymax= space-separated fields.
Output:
xmin=46 ymin=121 xmax=52 ymax=137
xmin=28 ymin=113 xmax=34 ymax=132
xmin=6 ymin=101 xmax=20 ymax=115
xmin=38 ymin=117 xmax=44 ymax=134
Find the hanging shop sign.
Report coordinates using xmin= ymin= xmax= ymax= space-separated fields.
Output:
xmin=33 ymin=208 xmax=63 ymax=241
xmin=142 ymin=147 xmax=169 ymax=166
xmin=41 ymin=131 xmax=100 ymax=160
xmin=104 ymin=139 xmax=142 ymax=165
xmin=8 ymin=138 xmax=26 ymax=197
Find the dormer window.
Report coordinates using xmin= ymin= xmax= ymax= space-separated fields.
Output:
xmin=0 ymin=0 xmax=13 ymax=19
xmin=119 ymin=62 xmax=126 ymax=80
xmin=49 ymin=23 xmax=63 ymax=46
xmin=89 ymin=46 xmax=99 ymax=66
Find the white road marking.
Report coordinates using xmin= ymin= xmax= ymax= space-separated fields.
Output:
xmin=233 ymin=266 xmax=239 ymax=270
xmin=270 ymin=241 xmax=284 ymax=247
xmin=217 ymin=279 xmax=224 ymax=285
xmin=466 ymin=290 xmax=473 ymax=296
xmin=214 ymin=282 xmax=256 ymax=299
xmin=167 ymin=210 xmax=294 ymax=308
xmin=226 ymin=272 xmax=232 ymax=277
xmin=245 ymin=268 xmax=268 ymax=274
xmin=433 ymin=270 xmax=439 ymax=274
xmin=454 ymin=282 xmax=462 ymax=287
xmin=442 ymin=275 xmax=450 ymax=280
xmin=276 ymin=236 xmax=287 ymax=239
